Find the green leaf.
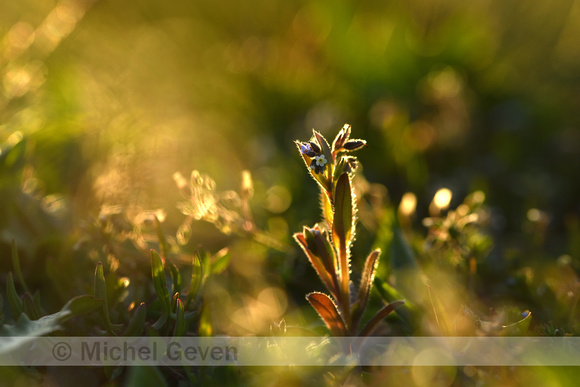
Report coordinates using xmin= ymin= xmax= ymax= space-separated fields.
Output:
xmin=126 ymin=366 xmax=168 ymax=387
xmin=167 ymin=259 xmax=182 ymax=295
xmin=198 ymin=302 xmax=212 ymax=336
xmin=63 ymin=295 xmax=107 ymax=317
xmin=0 ymin=137 xmax=26 ymax=177
xmin=320 ymin=190 xmax=334 ymax=227
xmin=151 ymin=250 xmax=171 ymax=330
xmin=21 ymin=293 xmax=39 ymax=320
xmin=332 ymin=172 xmax=354 ymax=315
xmin=333 ymin=173 xmax=354 ymax=248
xmin=501 ymin=312 xmax=532 ymax=336
xmin=123 ymin=303 xmax=147 ymax=336
xmin=93 ymin=262 xmax=122 ymax=333
xmin=154 ymin=216 xmax=170 ymax=259
xmin=171 ymin=292 xmax=179 ymax=311
xmin=306 ymin=292 xmax=348 ymax=336
xmin=352 ymin=249 xmax=381 ymax=330
xmin=189 ymin=251 xmax=203 ymax=300
xmin=173 ymin=298 xmax=187 ymax=337
xmin=359 ymin=300 xmax=405 ymax=337
xmin=11 ymin=240 xmax=30 ymax=294
xmin=373 ymin=277 xmax=419 ymax=325
xmin=210 ymin=248 xmax=230 ymax=274
xmin=6 ymin=272 xmax=23 ymax=319
xmin=390 ymin=226 xmax=417 ymax=270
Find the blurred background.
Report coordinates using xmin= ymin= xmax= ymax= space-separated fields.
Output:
xmin=2 ymin=0 xmax=580 ymax=337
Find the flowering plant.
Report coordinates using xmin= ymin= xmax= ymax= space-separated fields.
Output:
xmin=294 ymin=125 xmax=404 ymax=336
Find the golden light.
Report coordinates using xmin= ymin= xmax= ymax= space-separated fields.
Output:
xmin=527 ymin=208 xmax=542 ymax=222
xmin=433 ymin=188 xmax=452 ymax=210
xmin=399 ymin=192 xmax=417 ymax=217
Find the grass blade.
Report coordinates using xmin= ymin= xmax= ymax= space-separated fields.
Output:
xmin=151 ymin=250 xmax=171 ymax=330
xmin=173 ymin=298 xmax=187 ymax=337
xmin=190 ymin=251 xmax=203 ymax=297
xmin=167 ymin=259 xmax=182 ymax=295
xmin=94 ymin=262 xmax=122 ymax=333
xmin=11 ymin=240 xmax=30 ymax=294
xmin=6 ymin=272 xmax=23 ymax=319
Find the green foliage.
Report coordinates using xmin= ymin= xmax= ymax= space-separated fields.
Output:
xmin=1 ymin=0 xmax=580 ymax=384
xmin=0 ymin=296 xmax=103 ymax=345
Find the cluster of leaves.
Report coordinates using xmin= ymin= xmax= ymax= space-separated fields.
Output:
xmin=1 ymin=225 xmax=231 ymax=385
xmin=294 ymin=125 xmax=404 ymax=336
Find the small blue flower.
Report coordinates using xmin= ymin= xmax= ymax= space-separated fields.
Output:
xmin=310 ymin=154 xmax=327 ymax=174
xmin=299 ymin=142 xmax=317 ymax=157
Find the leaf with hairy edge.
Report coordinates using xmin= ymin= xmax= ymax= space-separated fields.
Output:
xmin=352 ymin=249 xmax=381 ymax=330
xmin=332 ymin=124 xmax=351 ymax=153
xmin=312 ymin=130 xmax=333 ymax=171
xmin=295 ymin=141 xmax=332 ymax=195
xmin=303 ymin=227 xmax=336 ymax=277
xmin=306 ymin=292 xmax=347 ymax=336
xmin=359 ymin=300 xmax=405 ymax=337
xmin=124 ymin=303 xmax=147 ymax=336
xmin=151 ymin=250 xmax=171 ymax=330
xmin=333 ymin=173 xmax=354 ymax=248
xmin=332 ymin=172 xmax=355 ymax=313
xmin=294 ymin=233 xmax=338 ymax=298
xmin=321 ymin=190 xmax=334 ymax=226
xmin=6 ymin=272 xmax=23 ymax=319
